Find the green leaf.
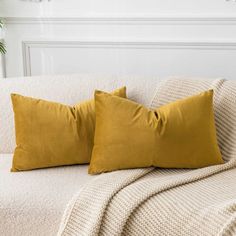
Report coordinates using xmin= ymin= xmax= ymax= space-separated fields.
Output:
xmin=0 ymin=19 xmax=6 ymax=54
xmin=0 ymin=42 xmax=6 ymax=54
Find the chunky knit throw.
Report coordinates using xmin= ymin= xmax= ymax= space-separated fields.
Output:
xmin=58 ymin=77 xmax=236 ymax=236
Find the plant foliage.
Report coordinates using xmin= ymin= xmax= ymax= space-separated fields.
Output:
xmin=0 ymin=19 xmax=6 ymax=54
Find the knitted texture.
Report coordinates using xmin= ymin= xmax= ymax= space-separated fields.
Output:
xmin=58 ymin=160 xmax=236 ymax=236
xmin=58 ymin=77 xmax=236 ymax=236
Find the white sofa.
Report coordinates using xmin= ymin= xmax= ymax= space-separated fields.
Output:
xmin=3 ymin=74 xmax=236 ymax=236
xmin=0 ymin=74 xmax=161 ymax=236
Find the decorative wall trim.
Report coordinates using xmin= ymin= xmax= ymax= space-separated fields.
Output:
xmin=0 ymin=54 xmax=6 ymax=78
xmin=22 ymin=42 xmax=32 ymax=77
xmin=22 ymin=40 xmax=236 ymax=76
xmin=6 ymin=16 xmax=236 ymax=25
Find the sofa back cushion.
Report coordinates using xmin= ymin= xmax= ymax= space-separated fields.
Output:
xmin=0 ymin=74 xmax=161 ymax=153
xmin=150 ymin=77 xmax=236 ymax=161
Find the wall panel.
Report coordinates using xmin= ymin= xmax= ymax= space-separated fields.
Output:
xmin=1 ymin=1 xmax=236 ymax=78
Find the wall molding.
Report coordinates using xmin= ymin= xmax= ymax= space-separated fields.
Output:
xmin=0 ymin=54 xmax=6 ymax=78
xmin=6 ymin=16 xmax=236 ymax=25
xmin=22 ymin=40 xmax=236 ymax=76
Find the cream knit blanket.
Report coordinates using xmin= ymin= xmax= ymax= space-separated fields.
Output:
xmin=58 ymin=77 xmax=236 ymax=236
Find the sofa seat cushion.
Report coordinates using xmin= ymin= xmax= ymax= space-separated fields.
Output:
xmin=0 ymin=154 xmax=95 ymax=236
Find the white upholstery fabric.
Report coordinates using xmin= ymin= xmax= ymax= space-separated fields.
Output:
xmin=0 ymin=154 xmax=95 ymax=236
xmin=0 ymin=74 xmax=161 ymax=153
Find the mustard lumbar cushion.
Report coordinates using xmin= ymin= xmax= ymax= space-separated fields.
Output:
xmin=11 ymin=87 xmax=126 ymax=171
xmin=89 ymin=89 xmax=223 ymax=174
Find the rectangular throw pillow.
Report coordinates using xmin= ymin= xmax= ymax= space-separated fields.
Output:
xmin=89 ymin=89 xmax=223 ymax=174
xmin=11 ymin=87 xmax=126 ymax=171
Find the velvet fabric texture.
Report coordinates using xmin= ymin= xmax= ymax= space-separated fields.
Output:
xmin=11 ymin=87 xmax=126 ymax=171
xmin=89 ymin=90 xmax=223 ymax=174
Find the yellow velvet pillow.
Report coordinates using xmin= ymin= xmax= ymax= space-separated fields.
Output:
xmin=11 ymin=87 xmax=126 ymax=171
xmin=89 ymin=90 xmax=223 ymax=174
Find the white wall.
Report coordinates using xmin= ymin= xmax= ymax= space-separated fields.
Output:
xmin=1 ymin=0 xmax=236 ymax=79
xmin=1 ymin=0 xmax=236 ymax=17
